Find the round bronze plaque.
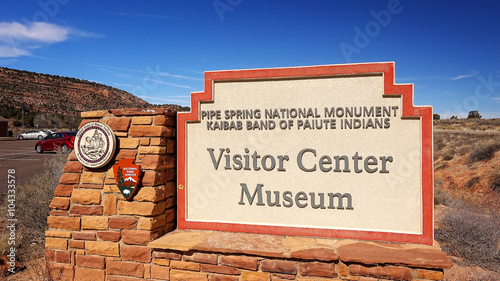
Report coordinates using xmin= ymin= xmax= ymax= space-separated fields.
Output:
xmin=74 ymin=122 xmax=116 ymax=168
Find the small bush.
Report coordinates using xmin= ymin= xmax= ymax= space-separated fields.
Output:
xmin=490 ymin=171 xmax=500 ymax=192
xmin=442 ymin=152 xmax=454 ymax=161
xmin=434 ymin=134 xmax=447 ymax=151
xmin=15 ymin=151 xmax=66 ymax=244
xmin=435 ymin=202 xmax=500 ymax=272
xmin=434 ymin=188 xmax=451 ymax=205
xmin=435 ymin=162 xmax=448 ymax=171
xmin=465 ymin=176 xmax=480 ymax=189
xmin=468 ymin=143 xmax=500 ymax=163
xmin=457 ymin=144 xmax=473 ymax=156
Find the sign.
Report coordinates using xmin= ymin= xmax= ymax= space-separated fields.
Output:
xmin=113 ymin=159 xmax=141 ymax=200
xmin=75 ymin=122 xmax=116 ymax=168
xmin=178 ymin=62 xmax=433 ymax=245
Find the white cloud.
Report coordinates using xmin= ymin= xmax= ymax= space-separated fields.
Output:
xmin=157 ymin=72 xmax=203 ymax=81
xmin=0 ymin=21 xmax=102 ymax=58
xmin=451 ymin=71 xmax=478 ymax=80
xmin=114 ymin=13 xmax=189 ymax=21
xmin=177 ymin=68 xmax=204 ymax=74
xmin=113 ymin=82 xmax=135 ymax=88
xmin=99 ymin=68 xmax=132 ymax=79
xmin=137 ymin=95 xmax=190 ymax=105
xmin=144 ymin=78 xmax=197 ymax=89
xmin=0 ymin=22 xmax=69 ymax=44
xmin=491 ymin=97 xmax=500 ymax=104
xmin=0 ymin=45 xmax=30 ymax=57
xmin=399 ymin=71 xmax=479 ymax=82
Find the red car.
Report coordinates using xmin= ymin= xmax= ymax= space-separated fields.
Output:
xmin=35 ymin=132 xmax=76 ymax=153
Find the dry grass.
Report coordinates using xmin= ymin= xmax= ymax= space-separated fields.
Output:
xmin=434 ymin=120 xmax=500 ymax=278
xmin=445 ymin=265 xmax=500 ymax=281
xmin=468 ymin=143 xmax=500 ymax=163
xmin=435 ymin=200 xmax=500 ymax=272
xmin=434 ymin=130 xmax=500 ymax=162
xmin=435 ymin=118 xmax=500 ymax=132
xmin=433 ymin=129 xmax=500 ymax=207
xmin=1 ymin=150 xmax=67 ymax=279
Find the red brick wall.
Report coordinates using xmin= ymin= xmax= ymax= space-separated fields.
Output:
xmin=45 ymin=108 xmax=176 ymax=280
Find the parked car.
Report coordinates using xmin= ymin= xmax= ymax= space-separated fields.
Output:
xmin=17 ymin=130 xmax=49 ymax=140
xmin=35 ymin=132 xmax=76 ymax=153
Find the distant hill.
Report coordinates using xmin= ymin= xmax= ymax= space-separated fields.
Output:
xmin=0 ymin=67 xmax=188 ymax=128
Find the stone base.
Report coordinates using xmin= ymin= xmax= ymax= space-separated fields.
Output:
xmin=148 ymin=230 xmax=452 ymax=281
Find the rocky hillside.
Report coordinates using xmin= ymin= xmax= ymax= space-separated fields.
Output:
xmin=0 ymin=67 xmax=151 ymax=114
xmin=0 ymin=67 xmax=188 ymax=119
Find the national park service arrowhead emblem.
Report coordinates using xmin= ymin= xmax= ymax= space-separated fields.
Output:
xmin=113 ymin=159 xmax=141 ymax=200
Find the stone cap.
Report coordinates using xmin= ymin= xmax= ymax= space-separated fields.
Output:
xmin=148 ymin=230 xmax=452 ymax=270
xmin=81 ymin=108 xmax=177 ymax=118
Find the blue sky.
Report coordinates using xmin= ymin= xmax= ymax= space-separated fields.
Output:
xmin=1 ymin=0 xmax=499 ymax=118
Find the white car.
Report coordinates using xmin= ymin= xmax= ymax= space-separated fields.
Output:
xmin=17 ymin=130 xmax=49 ymax=140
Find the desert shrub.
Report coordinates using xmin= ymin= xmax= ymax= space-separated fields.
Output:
xmin=442 ymin=125 xmax=456 ymax=130
xmin=435 ymin=162 xmax=448 ymax=171
xmin=442 ymin=151 xmax=454 ymax=161
xmin=468 ymin=143 xmax=500 ymax=163
xmin=1 ymin=150 xmax=67 ymax=257
xmin=465 ymin=176 xmax=480 ymax=189
xmin=457 ymin=144 xmax=473 ymax=156
xmin=490 ymin=171 xmax=500 ymax=192
xmin=18 ymin=151 xmax=66 ymax=243
xmin=435 ymin=201 xmax=500 ymax=272
xmin=434 ymin=188 xmax=451 ymax=205
xmin=434 ymin=133 xmax=447 ymax=151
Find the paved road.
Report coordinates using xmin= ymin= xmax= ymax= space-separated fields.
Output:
xmin=0 ymin=139 xmax=61 ymax=201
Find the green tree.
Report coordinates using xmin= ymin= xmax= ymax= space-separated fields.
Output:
xmin=116 ymin=167 xmax=124 ymax=185
xmin=433 ymin=114 xmax=440 ymax=120
xmin=467 ymin=110 xmax=482 ymax=119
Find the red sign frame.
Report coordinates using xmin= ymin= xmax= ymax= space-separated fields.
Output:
xmin=177 ymin=62 xmax=433 ymax=245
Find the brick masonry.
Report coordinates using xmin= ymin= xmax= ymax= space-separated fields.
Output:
xmin=45 ymin=108 xmax=452 ymax=280
xmin=45 ymin=108 xmax=176 ymax=281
